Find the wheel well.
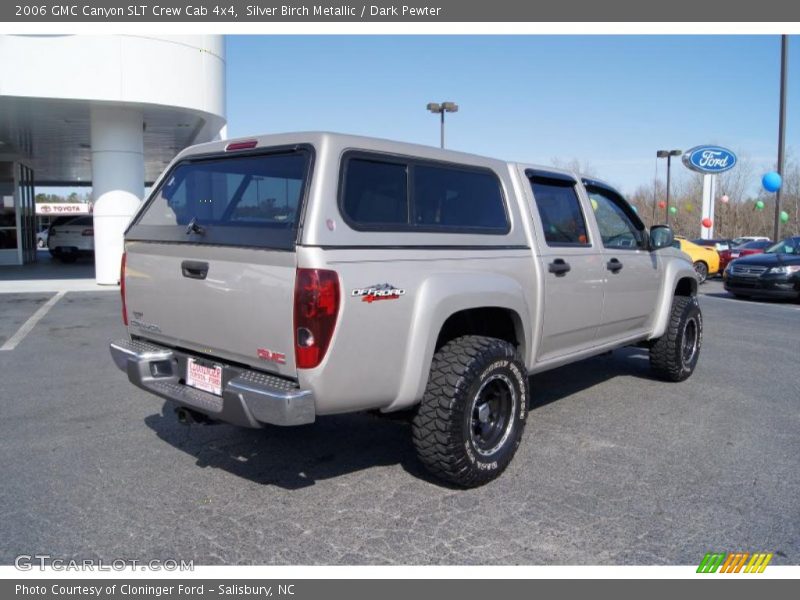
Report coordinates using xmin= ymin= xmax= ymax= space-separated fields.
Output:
xmin=436 ymin=307 xmax=523 ymax=352
xmin=675 ymin=276 xmax=697 ymax=297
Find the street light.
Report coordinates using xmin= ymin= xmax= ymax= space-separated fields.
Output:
xmin=427 ymin=101 xmax=458 ymax=149
xmin=656 ymin=149 xmax=682 ymax=226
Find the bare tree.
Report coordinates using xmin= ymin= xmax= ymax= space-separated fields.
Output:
xmin=550 ymin=157 xmax=597 ymax=178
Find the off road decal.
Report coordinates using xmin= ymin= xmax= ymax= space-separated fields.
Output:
xmin=351 ymin=283 xmax=406 ymax=303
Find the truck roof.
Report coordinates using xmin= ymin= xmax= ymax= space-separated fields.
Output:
xmin=174 ymin=130 xmax=589 ymax=183
xmin=169 ymin=131 xmax=624 ymax=196
xmin=177 ymin=130 xmax=515 ymax=166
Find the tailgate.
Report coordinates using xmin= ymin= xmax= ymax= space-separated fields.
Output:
xmin=121 ymin=145 xmax=313 ymax=378
xmin=125 ymin=241 xmax=297 ymax=376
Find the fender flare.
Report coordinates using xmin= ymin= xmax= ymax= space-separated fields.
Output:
xmin=650 ymin=259 xmax=698 ymax=340
xmin=385 ymin=272 xmax=531 ymax=412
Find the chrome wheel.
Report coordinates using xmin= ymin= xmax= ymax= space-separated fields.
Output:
xmin=681 ymin=317 xmax=699 ymax=367
xmin=693 ymin=261 xmax=708 ymax=283
xmin=469 ymin=374 xmax=517 ymax=457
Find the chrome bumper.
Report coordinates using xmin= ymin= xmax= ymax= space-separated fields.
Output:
xmin=110 ymin=338 xmax=315 ymax=427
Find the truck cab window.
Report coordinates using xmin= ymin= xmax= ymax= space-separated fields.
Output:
xmin=529 ymin=179 xmax=589 ymax=246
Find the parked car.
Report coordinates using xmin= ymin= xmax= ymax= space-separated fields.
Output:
xmin=673 ymin=237 xmax=720 ymax=283
xmin=724 ymin=236 xmax=800 ymax=300
xmin=729 ymin=239 xmax=772 ymax=260
xmin=692 ymin=238 xmax=735 ymax=274
xmin=109 ymin=132 xmax=701 ymax=488
xmin=47 ymin=215 xmax=94 ymax=263
xmin=732 ymin=236 xmax=771 ymax=246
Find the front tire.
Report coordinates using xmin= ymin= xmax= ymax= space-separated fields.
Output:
xmin=412 ymin=336 xmax=528 ymax=488
xmin=649 ymin=295 xmax=702 ymax=382
xmin=693 ymin=261 xmax=708 ymax=284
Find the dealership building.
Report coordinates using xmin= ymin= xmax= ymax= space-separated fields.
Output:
xmin=0 ymin=34 xmax=227 ymax=283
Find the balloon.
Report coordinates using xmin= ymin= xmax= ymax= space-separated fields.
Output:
xmin=685 ymin=203 xmax=694 ymax=212
xmin=762 ymin=172 xmax=782 ymax=193
xmin=755 ymin=200 xmax=765 ymax=210
xmin=721 ymin=195 xmax=730 ymax=204
xmin=669 ymin=206 xmax=677 ymax=215
xmin=590 ymin=198 xmax=598 ymax=211
xmin=702 ymin=218 xmax=712 ymax=228
xmin=780 ymin=211 xmax=789 ymax=223
xmin=658 ymin=201 xmax=666 ymax=209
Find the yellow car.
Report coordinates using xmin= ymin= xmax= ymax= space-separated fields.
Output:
xmin=673 ymin=237 xmax=720 ymax=283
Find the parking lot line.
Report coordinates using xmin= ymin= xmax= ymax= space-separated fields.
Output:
xmin=0 ymin=291 xmax=66 ymax=351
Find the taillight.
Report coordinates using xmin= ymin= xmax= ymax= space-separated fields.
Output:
xmin=81 ymin=228 xmax=94 ymax=237
xmin=225 ymin=140 xmax=258 ymax=152
xmin=293 ymin=268 xmax=340 ymax=369
xmin=120 ymin=252 xmax=128 ymax=326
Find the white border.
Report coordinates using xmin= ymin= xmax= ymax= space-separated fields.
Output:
xmin=1 ymin=20 xmax=797 ymax=581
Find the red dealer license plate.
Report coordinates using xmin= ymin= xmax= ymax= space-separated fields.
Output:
xmin=186 ymin=358 xmax=223 ymax=396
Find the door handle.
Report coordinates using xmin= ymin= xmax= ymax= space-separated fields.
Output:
xmin=181 ymin=260 xmax=209 ymax=280
xmin=606 ymin=258 xmax=623 ymax=273
xmin=548 ymin=258 xmax=571 ymax=276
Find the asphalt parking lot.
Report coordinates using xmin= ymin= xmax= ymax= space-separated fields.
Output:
xmin=0 ymin=279 xmax=798 ymax=565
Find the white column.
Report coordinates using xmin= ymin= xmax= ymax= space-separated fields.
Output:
xmin=90 ymin=105 xmax=144 ymax=284
xmin=700 ymin=174 xmax=716 ymax=240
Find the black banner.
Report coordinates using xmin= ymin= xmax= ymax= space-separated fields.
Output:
xmin=4 ymin=579 xmax=800 ymax=600
xmin=4 ymin=0 xmax=800 ymax=22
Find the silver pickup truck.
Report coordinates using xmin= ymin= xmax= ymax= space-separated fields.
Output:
xmin=110 ymin=132 xmax=701 ymax=487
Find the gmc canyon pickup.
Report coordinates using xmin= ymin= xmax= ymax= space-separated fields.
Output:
xmin=111 ymin=132 xmax=701 ymax=487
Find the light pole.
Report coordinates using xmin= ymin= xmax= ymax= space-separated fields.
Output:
xmin=773 ymin=35 xmax=788 ymax=242
xmin=426 ymin=101 xmax=458 ymax=149
xmin=657 ymin=149 xmax=682 ymax=226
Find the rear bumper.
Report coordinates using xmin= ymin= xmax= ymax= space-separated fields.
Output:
xmin=50 ymin=246 xmax=94 ymax=256
xmin=110 ymin=338 xmax=315 ymax=428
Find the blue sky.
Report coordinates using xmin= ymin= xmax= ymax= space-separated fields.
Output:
xmin=226 ymin=35 xmax=798 ymax=196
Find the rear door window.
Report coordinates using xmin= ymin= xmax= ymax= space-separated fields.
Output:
xmin=528 ymin=175 xmax=589 ymax=246
xmin=129 ymin=148 xmax=312 ymax=250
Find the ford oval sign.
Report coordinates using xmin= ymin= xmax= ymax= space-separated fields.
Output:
xmin=682 ymin=145 xmax=737 ymax=174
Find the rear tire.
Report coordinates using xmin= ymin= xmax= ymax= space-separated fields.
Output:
xmin=693 ymin=261 xmax=708 ymax=284
xmin=649 ymin=295 xmax=702 ymax=382
xmin=412 ymin=335 xmax=528 ymax=488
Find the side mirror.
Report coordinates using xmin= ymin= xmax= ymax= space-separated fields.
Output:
xmin=649 ymin=225 xmax=674 ymax=250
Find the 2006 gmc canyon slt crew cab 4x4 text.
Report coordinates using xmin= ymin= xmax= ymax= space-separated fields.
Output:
xmin=111 ymin=132 xmax=701 ymax=487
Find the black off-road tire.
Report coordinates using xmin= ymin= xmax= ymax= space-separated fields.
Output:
xmin=649 ymin=295 xmax=703 ymax=382
xmin=412 ymin=335 xmax=528 ymax=488
xmin=693 ymin=261 xmax=708 ymax=284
